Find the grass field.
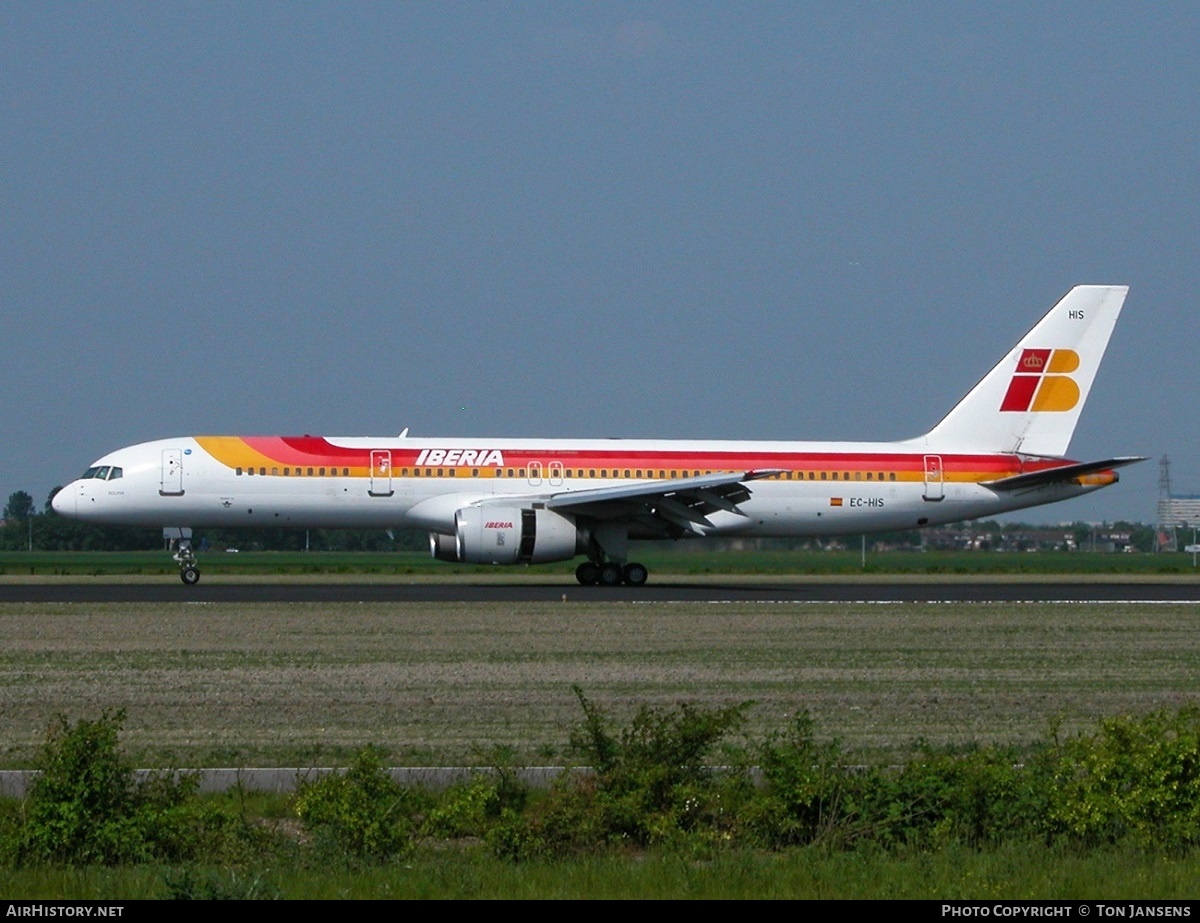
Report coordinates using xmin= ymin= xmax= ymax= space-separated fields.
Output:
xmin=4 ymin=844 xmax=1199 ymax=899
xmin=3 ymin=548 xmax=1200 ymax=578
xmin=1 ymin=599 xmax=1197 ymax=768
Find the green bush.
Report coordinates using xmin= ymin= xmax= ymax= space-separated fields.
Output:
xmin=747 ymin=711 xmax=857 ymax=848
xmin=750 ymin=717 xmax=1057 ymax=851
xmin=865 ymin=743 xmax=1051 ymax=850
xmin=293 ymin=746 xmax=418 ymax=863
xmin=9 ymin=710 xmax=247 ymax=866
xmin=14 ymin=703 xmax=1200 ymax=870
xmin=425 ymin=748 xmax=529 ymax=840
xmin=1048 ymin=708 xmax=1200 ymax=849
xmin=492 ymin=688 xmax=750 ymax=859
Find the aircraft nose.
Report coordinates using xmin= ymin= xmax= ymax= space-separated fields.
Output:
xmin=51 ymin=486 xmax=75 ymax=517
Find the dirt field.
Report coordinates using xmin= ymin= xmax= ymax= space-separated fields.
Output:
xmin=1 ymin=600 xmax=1197 ymax=767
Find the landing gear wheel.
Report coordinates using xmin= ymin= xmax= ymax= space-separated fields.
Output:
xmin=598 ymin=562 xmax=624 ymax=587
xmin=172 ymin=536 xmax=199 ymax=586
xmin=622 ymin=562 xmax=648 ymax=587
xmin=576 ymin=562 xmax=600 ymax=586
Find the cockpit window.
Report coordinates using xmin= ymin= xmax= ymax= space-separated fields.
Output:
xmin=80 ymin=466 xmax=122 ymax=481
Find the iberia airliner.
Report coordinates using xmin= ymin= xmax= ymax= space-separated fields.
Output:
xmin=53 ymin=285 xmax=1143 ymax=586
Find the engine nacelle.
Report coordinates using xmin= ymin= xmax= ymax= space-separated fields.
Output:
xmin=430 ymin=506 xmax=582 ymax=565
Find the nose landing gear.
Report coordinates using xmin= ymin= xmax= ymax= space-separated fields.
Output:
xmin=165 ymin=527 xmax=200 ymax=585
xmin=174 ymin=542 xmax=200 ymax=585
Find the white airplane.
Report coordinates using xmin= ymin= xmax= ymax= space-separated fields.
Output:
xmin=54 ymin=285 xmax=1143 ymax=586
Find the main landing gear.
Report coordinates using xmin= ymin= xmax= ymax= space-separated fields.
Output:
xmin=575 ymin=560 xmax=649 ymax=587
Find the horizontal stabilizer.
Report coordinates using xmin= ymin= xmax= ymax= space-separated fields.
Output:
xmin=982 ymin=456 xmax=1147 ymax=492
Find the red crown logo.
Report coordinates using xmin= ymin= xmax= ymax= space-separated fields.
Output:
xmin=1021 ymin=353 xmax=1044 ymax=370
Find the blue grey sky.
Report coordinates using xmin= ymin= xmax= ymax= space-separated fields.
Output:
xmin=4 ymin=4 xmax=1197 ymax=524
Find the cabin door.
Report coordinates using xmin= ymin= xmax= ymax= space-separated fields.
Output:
xmin=923 ymin=454 xmax=944 ymax=502
xmin=369 ymin=450 xmax=394 ymax=497
xmin=160 ymin=449 xmax=185 ymax=496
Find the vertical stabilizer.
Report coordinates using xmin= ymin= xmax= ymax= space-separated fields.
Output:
xmin=908 ymin=285 xmax=1128 ymax=457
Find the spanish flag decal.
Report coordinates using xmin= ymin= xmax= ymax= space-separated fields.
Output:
xmin=830 ymin=497 xmax=843 ymax=507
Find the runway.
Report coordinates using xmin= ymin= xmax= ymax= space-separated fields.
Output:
xmin=2 ymin=579 xmax=1198 ymax=604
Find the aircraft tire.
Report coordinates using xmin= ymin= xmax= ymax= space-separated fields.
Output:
xmin=622 ymin=562 xmax=648 ymax=587
xmin=575 ymin=562 xmax=600 ymax=586
xmin=598 ymin=562 xmax=623 ymax=587
xmin=180 ymin=566 xmax=200 ymax=586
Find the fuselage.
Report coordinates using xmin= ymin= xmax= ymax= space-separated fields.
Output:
xmin=52 ymin=434 xmax=1116 ymax=537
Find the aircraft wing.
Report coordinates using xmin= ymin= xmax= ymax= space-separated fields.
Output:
xmin=982 ymin=456 xmax=1147 ymax=492
xmin=539 ymin=469 xmax=783 ymax=532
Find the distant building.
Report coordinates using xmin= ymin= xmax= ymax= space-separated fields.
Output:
xmin=923 ymin=526 xmax=1077 ymax=552
xmin=1158 ymin=496 xmax=1200 ymax=528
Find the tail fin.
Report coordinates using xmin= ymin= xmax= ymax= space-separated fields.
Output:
xmin=908 ymin=285 xmax=1129 ymax=457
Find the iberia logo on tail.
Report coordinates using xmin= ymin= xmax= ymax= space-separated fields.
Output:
xmin=999 ymin=348 xmax=1081 ymax=412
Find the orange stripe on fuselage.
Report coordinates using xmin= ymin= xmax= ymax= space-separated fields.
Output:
xmin=193 ymin=437 xmax=1077 ymax=484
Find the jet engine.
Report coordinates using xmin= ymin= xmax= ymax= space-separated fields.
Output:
xmin=429 ymin=506 xmax=583 ymax=565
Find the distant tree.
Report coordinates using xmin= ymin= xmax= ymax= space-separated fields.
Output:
xmin=45 ymin=486 xmax=62 ymax=514
xmin=4 ymin=490 xmax=34 ymax=522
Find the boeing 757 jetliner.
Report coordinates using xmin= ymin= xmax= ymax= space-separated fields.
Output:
xmin=54 ymin=285 xmax=1142 ymax=585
